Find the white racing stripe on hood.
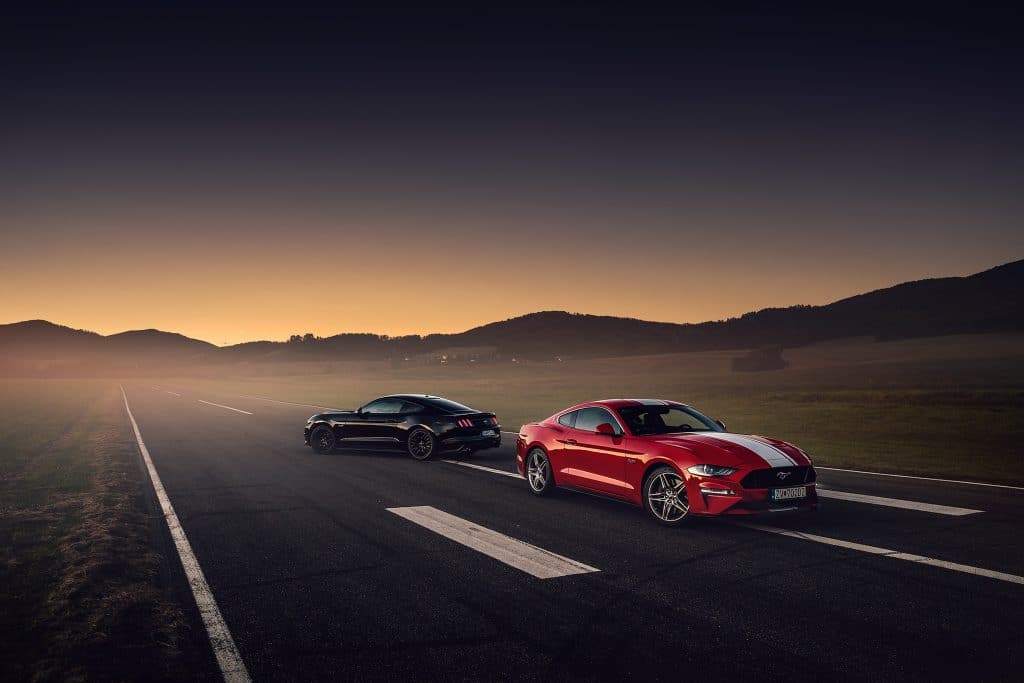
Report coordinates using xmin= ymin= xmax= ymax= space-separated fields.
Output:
xmin=697 ymin=433 xmax=798 ymax=467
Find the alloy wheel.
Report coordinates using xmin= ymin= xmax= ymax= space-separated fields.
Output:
xmin=310 ymin=425 xmax=335 ymax=454
xmin=317 ymin=431 xmax=332 ymax=451
xmin=527 ymin=450 xmax=549 ymax=491
xmin=408 ymin=430 xmax=434 ymax=459
xmin=646 ymin=470 xmax=689 ymax=522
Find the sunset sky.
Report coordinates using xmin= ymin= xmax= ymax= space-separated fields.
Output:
xmin=2 ymin=5 xmax=1022 ymax=345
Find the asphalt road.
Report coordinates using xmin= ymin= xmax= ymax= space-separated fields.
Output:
xmin=123 ymin=384 xmax=1024 ymax=682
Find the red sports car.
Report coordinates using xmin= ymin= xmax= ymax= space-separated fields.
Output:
xmin=515 ymin=399 xmax=817 ymax=525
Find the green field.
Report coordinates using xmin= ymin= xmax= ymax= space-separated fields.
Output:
xmin=0 ymin=380 xmax=198 ymax=681
xmin=167 ymin=333 xmax=1024 ymax=484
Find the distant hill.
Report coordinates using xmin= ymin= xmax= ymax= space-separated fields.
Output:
xmin=2 ymin=258 xmax=1022 ymax=372
xmin=0 ymin=320 xmax=105 ymax=359
xmin=0 ymin=320 xmax=216 ymax=374
xmin=104 ymin=329 xmax=217 ymax=357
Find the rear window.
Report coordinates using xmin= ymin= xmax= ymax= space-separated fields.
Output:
xmin=557 ymin=410 xmax=577 ymax=427
xmin=420 ymin=396 xmax=474 ymax=413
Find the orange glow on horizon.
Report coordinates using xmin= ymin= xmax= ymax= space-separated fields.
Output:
xmin=2 ymin=208 xmax=1017 ymax=345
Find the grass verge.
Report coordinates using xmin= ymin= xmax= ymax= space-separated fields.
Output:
xmin=0 ymin=380 xmax=207 ymax=681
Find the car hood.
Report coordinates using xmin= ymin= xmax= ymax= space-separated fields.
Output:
xmin=649 ymin=431 xmax=811 ymax=469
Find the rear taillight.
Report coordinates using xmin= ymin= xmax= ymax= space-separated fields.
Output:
xmin=456 ymin=418 xmax=473 ymax=428
xmin=492 ymin=416 xmax=500 ymax=427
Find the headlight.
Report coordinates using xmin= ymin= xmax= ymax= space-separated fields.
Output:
xmin=687 ymin=464 xmax=737 ymax=476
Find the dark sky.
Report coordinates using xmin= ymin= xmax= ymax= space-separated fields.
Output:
xmin=2 ymin=4 xmax=1022 ymax=343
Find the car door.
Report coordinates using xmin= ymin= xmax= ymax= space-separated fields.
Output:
xmin=561 ymin=407 xmax=630 ymax=497
xmin=548 ymin=409 xmax=580 ymax=480
xmin=396 ymin=400 xmax=427 ymax=440
xmin=348 ymin=398 xmax=405 ymax=445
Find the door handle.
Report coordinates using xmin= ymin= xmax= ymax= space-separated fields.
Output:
xmin=565 ymin=438 xmax=578 ymax=445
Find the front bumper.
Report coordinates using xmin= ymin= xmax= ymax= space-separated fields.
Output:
xmin=695 ymin=483 xmax=819 ymax=515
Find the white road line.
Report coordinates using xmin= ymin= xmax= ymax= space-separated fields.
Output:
xmin=815 ymin=489 xmax=982 ymax=516
xmin=388 ymin=506 xmax=599 ymax=579
xmin=501 ymin=430 xmax=520 ymax=436
xmin=440 ymin=459 xmax=985 ymax=516
xmin=233 ymin=394 xmax=338 ymax=411
xmin=740 ymin=523 xmax=1024 ymax=586
xmin=197 ymin=399 xmax=253 ymax=415
xmin=441 ymin=459 xmax=522 ymax=478
xmin=166 ymin=391 xmax=181 ymax=397
xmin=120 ymin=386 xmax=251 ymax=682
xmin=816 ymin=467 xmax=1024 ymax=491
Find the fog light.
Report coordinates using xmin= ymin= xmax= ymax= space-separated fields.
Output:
xmin=699 ymin=485 xmax=735 ymax=496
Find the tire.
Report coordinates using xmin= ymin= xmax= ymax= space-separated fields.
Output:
xmin=525 ymin=447 xmax=556 ymax=496
xmin=643 ymin=465 xmax=690 ymax=526
xmin=310 ymin=425 xmax=336 ymax=454
xmin=407 ymin=428 xmax=437 ymax=460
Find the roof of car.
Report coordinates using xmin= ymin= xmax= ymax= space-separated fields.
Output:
xmin=568 ymin=399 xmax=678 ymax=411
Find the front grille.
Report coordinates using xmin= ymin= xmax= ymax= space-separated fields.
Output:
xmin=741 ymin=466 xmax=816 ymax=489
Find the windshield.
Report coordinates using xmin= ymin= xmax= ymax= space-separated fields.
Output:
xmin=616 ymin=404 xmax=721 ymax=435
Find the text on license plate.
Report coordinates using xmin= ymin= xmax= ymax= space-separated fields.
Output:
xmin=771 ymin=486 xmax=807 ymax=501
xmin=481 ymin=429 xmax=497 ymax=436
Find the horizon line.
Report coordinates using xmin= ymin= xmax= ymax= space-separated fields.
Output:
xmin=2 ymin=256 xmax=1019 ymax=347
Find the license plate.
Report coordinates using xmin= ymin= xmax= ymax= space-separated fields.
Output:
xmin=771 ymin=486 xmax=807 ymax=501
xmin=481 ymin=429 xmax=496 ymax=437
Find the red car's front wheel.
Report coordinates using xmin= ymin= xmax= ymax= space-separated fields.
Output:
xmin=643 ymin=466 xmax=690 ymax=525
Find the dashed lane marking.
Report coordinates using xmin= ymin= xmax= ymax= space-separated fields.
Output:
xmin=740 ymin=523 xmax=1024 ymax=586
xmin=232 ymin=394 xmax=339 ymax=411
xmin=440 ymin=460 xmax=522 ymax=478
xmin=197 ymin=399 xmax=253 ymax=415
xmin=816 ymin=467 xmax=1024 ymax=491
xmin=388 ymin=505 xmax=599 ymax=579
xmin=815 ymin=488 xmax=981 ymax=516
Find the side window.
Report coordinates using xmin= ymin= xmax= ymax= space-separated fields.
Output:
xmin=574 ymin=407 xmax=620 ymax=433
xmin=361 ymin=399 xmax=403 ymax=414
xmin=557 ymin=410 xmax=577 ymax=427
xmin=400 ymin=401 xmax=424 ymax=414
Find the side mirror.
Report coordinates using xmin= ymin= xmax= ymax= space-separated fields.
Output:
xmin=596 ymin=422 xmax=619 ymax=436
xmin=715 ymin=419 xmax=727 ymax=431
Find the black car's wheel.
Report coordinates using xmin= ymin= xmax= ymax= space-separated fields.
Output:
xmin=310 ymin=425 xmax=336 ymax=454
xmin=643 ymin=465 xmax=690 ymax=526
xmin=407 ymin=428 xmax=436 ymax=460
xmin=525 ymin=447 xmax=556 ymax=496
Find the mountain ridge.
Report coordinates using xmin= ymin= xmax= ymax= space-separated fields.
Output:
xmin=2 ymin=258 xmax=1022 ymax=368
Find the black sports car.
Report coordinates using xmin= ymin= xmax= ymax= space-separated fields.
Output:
xmin=304 ymin=394 xmax=501 ymax=460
